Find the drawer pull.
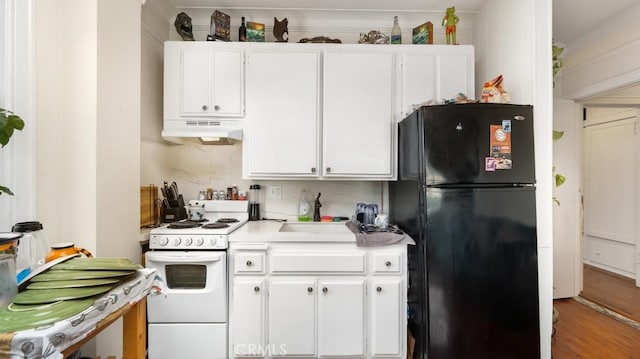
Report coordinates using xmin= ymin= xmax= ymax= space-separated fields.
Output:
xmin=246 ymin=260 xmax=253 ymax=267
xmin=385 ymin=261 xmax=392 ymax=267
xmin=254 ymin=286 xmax=260 ymax=292
xmin=377 ymin=286 xmax=382 ymax=292
xmin=322 ymin=287 xmax=328 ymax=293
xmin=307 ymin=287 xmax=313 ymax=293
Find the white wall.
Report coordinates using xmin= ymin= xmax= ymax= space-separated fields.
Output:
xmin=475 ymin=0 xmax=553 ymax=357
xmin=141 ymin=0 xmax=173 ymax=189
xmin=559 ymin=2 xmax=640 ymax=100
xmin=35 ymin=0 xmax=142 ymax=356
xmin=0 ymin=0 xmax=36 ymax=232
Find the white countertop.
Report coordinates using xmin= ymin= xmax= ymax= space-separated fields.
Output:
xmin=230 ymin=220 xmax=357 ymax=242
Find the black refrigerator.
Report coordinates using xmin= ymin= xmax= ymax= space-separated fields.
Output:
xmin=390 ymin=103 xmax=540 ymax=359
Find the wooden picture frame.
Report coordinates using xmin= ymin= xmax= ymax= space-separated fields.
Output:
xmin=247 ymin=21 xmax=265 ymax=42
xmin=412 ymin=21 xmax=433 ymax=44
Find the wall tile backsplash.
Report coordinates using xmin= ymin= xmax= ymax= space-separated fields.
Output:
xmin=164 ymin=142 xmax=385 ymax=219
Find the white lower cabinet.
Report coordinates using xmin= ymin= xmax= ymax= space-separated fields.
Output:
xmin=229 ymin=242 xmax=407 ymax=358
xmin=317 ymin=278 xmax=366 ymax=357
xmin=268 ymin=278 xmax=317 ymax=356
xmin=370 ymin=278 xmax=402 ymax=356
xmin=232 ymin=278 xmax=266 ymax=357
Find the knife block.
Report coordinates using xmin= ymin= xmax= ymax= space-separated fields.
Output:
xmin=161 ymin=207 xmax=187 ymax=223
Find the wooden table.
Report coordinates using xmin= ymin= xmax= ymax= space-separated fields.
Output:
xmin=61 ymin=297 xmax=147 ymax=359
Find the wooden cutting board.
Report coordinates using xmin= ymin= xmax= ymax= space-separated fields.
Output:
xmin=140 ymin=185 xmax=158 ymax=227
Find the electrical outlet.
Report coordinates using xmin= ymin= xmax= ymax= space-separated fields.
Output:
xmin=267 ymin=185 xmax=282 ymax=199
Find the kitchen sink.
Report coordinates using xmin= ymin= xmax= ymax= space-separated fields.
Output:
xmin=278 ymin=222 xmax=352 ymax=235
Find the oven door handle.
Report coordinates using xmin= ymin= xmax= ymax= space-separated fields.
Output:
xmin=146 ymin=251 xmax=224 ymax=263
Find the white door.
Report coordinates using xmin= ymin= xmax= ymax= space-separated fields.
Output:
xmin=231 ymin=278 xmax=265 ymax=357
xmin=400 ymin=52 xmax=436 ymax=119
xmin=370 ymin=278 xmax=403 ymax=356
xmin=245 ymin=49 xmax=320 ymax=177
xmin=552 ymin=99 xmax=582 ymax=298
xmin=181 ymin=48 xmax=212 ymax=116
xmin=145 ymin=251 xmax=227 ymax=322
xmin=211 ymin=49 xmax=244 ymax=117
xmin=317 ymin=278 xmax=365 ymax=357
xmin=583 ymin=109 xmax=639 ymax=285
xmin=322 ymin=50 xmax=395 ymax=178
xmin=268 ymin=278 xmax=316 ymax=356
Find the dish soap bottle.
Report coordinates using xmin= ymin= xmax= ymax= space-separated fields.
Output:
xmin=298 ymin=190 xmax=311 ymax=221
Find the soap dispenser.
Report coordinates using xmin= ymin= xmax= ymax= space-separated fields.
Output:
xmin=298 ymin=190 xmax=311 ymax=222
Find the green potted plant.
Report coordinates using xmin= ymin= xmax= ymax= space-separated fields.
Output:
xmin=0 ymin=108 xmax=25 ymax=196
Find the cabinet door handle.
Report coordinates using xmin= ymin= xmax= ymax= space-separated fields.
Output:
xmin=214 ymin=105 xmax=220 ymax=111
xmin=254 ymin=286 xmax=260 ymax=292
xmin=202 ymin=105 xmax=208 ymax=111
xmin=307 ymin=287 xmax=313 ymax=293
xmin=311 ymin=167 xmax=316 ymax=173
xmin=246 ymin=260 xmax=253 ymax=267
xmin=325 ymin=167 xmax=331 ymax=173
xmin=385 ymin=261 xmax=392 ymax=267
xmin=322 ymin=287 xmax=328 ymax=293
xmin=377 ymin=286 xmax=382 ymax=292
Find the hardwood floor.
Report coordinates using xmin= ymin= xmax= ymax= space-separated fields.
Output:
xmin=580 ymin=264 xmax=640 ymax=323
xmin=552 ymin=298 xmax=640 ymax=358
xmin=551 ymin=264 xmax=640 ymax=358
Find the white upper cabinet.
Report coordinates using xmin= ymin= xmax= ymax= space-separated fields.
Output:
xmin=165 ymin=42 xmax=244 ymax=119
xmin=244 ymin=47 xmax=321 ymax=177
xmin=322 ymin=50 xmax=396 ymax=178
xmin=399 ymin=45 xmax=475 ymax=120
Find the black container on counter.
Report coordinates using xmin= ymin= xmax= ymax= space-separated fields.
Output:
xmin=248 ymin=184 xmax=261 ymax=221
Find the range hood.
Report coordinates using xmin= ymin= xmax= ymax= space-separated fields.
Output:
xmin=162 ymin=119 xmax=243 ymax=145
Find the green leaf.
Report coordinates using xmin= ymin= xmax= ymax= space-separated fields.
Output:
xmin=0 ymin=185 xmax=14 ymax=196
xmin=7 ymin=115 xmax=25 ymax=131
xmin=553 ymin=197 xmax=560 ymax=206
xmin=555 ymin=173 xmax=566 ymax=187
xmin=553 ymin=130 xmax=564 ymax=141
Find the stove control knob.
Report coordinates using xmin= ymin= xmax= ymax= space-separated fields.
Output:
xmin=159 ymin=237 xmax=169 ymax=246
xmin=184 ymin=237 xmax=193 ymax=246
xmin=173 ymin=237 xmax=181 ymax=246
xmin=209 ymin=238 xmax=217 ymax=247
xmin=195 ymin=237 xmax=204 ymax=246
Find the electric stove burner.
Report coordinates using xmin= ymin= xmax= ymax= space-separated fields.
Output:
xmin=202 ymin=222 xmax=230 ymax=229
xmin=167 ymin=221 xmax=202 ymax=229
xmin=216 ymin=218 xmax=239 ymax=223
xmin=189 ymin=218 xmax=209 ymax=223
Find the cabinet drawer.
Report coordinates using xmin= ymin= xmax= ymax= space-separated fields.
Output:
xmin=234 ymin=252 xmax=265 ymax=274
xmin=371 ymin=253 xmax=401 ymax=273
xmin=270 ymin=252 xmax=365 ymax=273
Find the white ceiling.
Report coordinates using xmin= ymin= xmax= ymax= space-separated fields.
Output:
xmin=552 ymin=0 xmax=638 ymax=45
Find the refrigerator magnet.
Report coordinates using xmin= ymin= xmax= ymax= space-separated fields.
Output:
xmin=490 ymin=124 xmax=513 ymax=170
xmin=502 ymin=119 xmax=512 ymax=132
xmin=485 ymin=157 xmax=496 ymax=172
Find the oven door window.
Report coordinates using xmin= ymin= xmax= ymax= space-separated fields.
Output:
xmin=165 ymin=264 xmax=206 ymax=289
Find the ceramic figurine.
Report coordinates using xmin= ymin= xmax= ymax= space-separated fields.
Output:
xmin=442 ymin=6 xmax=459 ymax=45
xmin=359 ymin=30 xmax=390 ymax=44
xmin=273 ymin=17 xmax=289 ymax=42
xmin=174 ymin=12 xmax=195 ymax=41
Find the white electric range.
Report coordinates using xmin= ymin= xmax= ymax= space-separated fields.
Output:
xmin=145 ymin=200 xmax=248 ymax=359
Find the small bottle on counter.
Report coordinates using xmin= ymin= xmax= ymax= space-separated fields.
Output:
xmin=206 ymin=188 xmax=214 ymax=200
xmin=198 ymin=190 xmax=206 ymax=200
xmin=232 ymin=184 xmax=238 ymax=200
